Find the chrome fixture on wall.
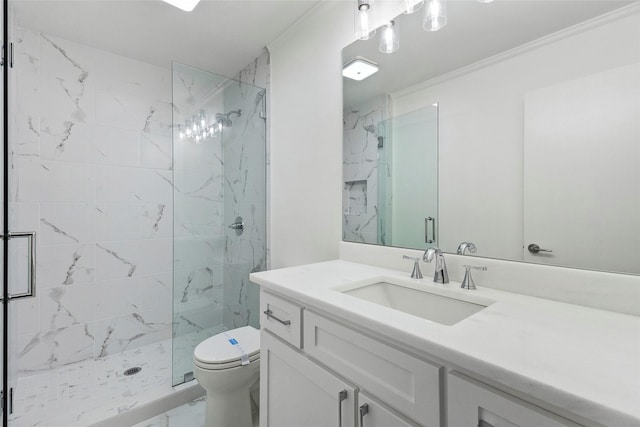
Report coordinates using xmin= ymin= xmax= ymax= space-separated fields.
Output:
xmin=177 ymin=109 xmax=241 ymax=144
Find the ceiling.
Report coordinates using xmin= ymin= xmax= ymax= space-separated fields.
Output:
xmin=343 ymin=1 xmax=637 ymax=106
xmin=11 ymin=0 xmax=321 ymax=77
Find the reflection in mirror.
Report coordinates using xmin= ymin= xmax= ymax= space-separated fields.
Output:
xmin=343 ymin=104 xmax=438 ymax=248
xmin=342 ymin=1 xmax=640 ymax=275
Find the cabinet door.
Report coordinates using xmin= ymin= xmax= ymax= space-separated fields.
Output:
xmin=357 ymin=392 xmax=420 ymax=427
xmin=260 ymin=330 xmax=357 ymax=427
xmin=448 ymin=372 xmax=581 ymax=427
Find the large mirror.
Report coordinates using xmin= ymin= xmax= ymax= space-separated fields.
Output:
xmin=342 ymin=1 xmax=640 ymax=275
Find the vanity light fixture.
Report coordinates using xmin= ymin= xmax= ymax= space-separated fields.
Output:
xmin=162 ymin=0 xmax=201 ymax=12
xmin=399 ymin=0 xmax=424 ymax=14
xmin=424 ymin=0 xmax=447 ymax=31
xmin=355 ymin=0 xmax=376 ymax=40
xmin=379 ymin=21 xmax=400 ymax=54
xmin=343 ymin=57 xmax=379 ymax=81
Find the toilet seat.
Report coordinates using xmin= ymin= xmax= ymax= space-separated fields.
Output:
xmin=194 ymin=326 xmax=260 ymax=371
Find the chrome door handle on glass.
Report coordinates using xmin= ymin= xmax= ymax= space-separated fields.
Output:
xmin=337 ymin=389 xmax=347 ymax=427
xmin=1 ymin=231 xmax=37 ymax=300
xmin=527 ymin=243 xmax=552 ymax=254
xmin=424 ymin=217 xmax=435 ymax=244
xmin=263 ymin=309 xmax=291 ymax=326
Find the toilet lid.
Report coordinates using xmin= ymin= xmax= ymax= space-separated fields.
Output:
xmin=194 ymin=326 xmax=260 ymax=366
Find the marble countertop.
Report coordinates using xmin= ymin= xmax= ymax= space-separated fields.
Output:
xmin=250 ymin=260 xmax=640 ymax=427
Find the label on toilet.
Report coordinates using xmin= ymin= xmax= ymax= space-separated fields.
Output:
xmin=223 ymin=332 xmax=250 ymax=366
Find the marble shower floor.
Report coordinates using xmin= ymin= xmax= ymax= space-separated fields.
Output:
xmin=7 ymin=333 xmax=209 ymax=427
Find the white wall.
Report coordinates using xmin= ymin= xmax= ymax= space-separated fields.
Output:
xmin=268 ymin=1 xmax=397 ymax=268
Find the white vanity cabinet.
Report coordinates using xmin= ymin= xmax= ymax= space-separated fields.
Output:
xmin=259 ymin=290 xmax=440 ymax=427
xmin=259 ymin=289 xmax=587 ymax=427
xmin=447 ymin=372 xmax=582 ymax=427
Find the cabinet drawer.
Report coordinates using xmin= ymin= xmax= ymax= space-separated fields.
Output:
xmin=260 ymin=290 xmax=303 ymax=348
xmin=358 ymin=392 xmax=420 ymax=427
xmin=304 ymin=311 xmax=441 ymax=426
xmin=447 ymin=371 xmax=582 ymax=427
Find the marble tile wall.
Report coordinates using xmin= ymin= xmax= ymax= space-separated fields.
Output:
xmin=10 ymin=27 xmax=173 ymax=373
xmin=342 ymin=95 xmax=390 ymax=245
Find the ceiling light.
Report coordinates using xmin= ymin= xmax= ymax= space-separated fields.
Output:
xmin=424 ymin=0 xmax=447 ymax=32
xmin=343 ymin=58 xmax=379 ymax=81
xmin=400 ymin=0 xmax=424 ymax=14
xmin=379 ymin=21 xmax=399 ymax=54
xmin=355 ymin=0 xmax=376 ymax=40
xmin=162 ymin=0 xmax=201 ymax=12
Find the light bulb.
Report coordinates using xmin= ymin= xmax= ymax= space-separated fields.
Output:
xmin=195 ymin=134 xmax=201 ymax=143
xmin=199 ymin=110 xmax=206 ymax=128
xmin=379 ymin=21 xmax=399 ymax=54
xmin=185 ymin=120 xmax=192 ymax=136
xmin=178 ymin=125 xmax=184 ymax=141
xmin=399 ymin=0 xmax=423 ymax=14
xmin=424 ymin=0 xmax=447 ymax=32
xmin=355 ymin=0 xmax=376 ymax=41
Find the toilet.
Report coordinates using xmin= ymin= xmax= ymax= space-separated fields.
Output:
xmin=193 ymin=326 xmax=260 ymax=427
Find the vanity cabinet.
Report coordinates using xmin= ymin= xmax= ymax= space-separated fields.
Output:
xmin=260 ymin=289 xmax=583 ymax=427
xmin=260 ymin=290 xmax=440 ymax=427
xmin=447 ymin=372 xmax=581 ymax=427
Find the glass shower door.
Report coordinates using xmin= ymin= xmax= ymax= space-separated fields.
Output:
xmin=171 ymin=62 xmax=266 ymax=386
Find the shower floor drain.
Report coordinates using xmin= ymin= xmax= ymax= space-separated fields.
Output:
xmin=123 ymin=367 xmax=142 ymax=376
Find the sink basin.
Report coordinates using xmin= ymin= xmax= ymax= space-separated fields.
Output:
xmin=339 ymin=280 xmax=492 ymax=326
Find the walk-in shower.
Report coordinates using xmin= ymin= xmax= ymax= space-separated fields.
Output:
xmin=0 ymin=3 xmax=267 ymax=425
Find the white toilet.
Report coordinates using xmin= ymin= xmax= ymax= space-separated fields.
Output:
xmin=193 ymin=326 xmax=260 ymax=427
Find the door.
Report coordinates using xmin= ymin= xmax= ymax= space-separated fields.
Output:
xmin=260 ymin=330 xmax=357 ymax=427
xmin=523 ymin=64 xmax=640 ymax=273
xmin=2 ymin=1 xmax=39 ymax=424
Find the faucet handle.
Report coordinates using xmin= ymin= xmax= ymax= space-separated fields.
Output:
xmin=402 ymin=255 xmax=423 ymax=279
xmin=461 ymin=265 xmax=487 ymax=290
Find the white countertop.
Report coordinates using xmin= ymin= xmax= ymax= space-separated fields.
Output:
xmin=250 ymin=260 xmax=640 ymax=427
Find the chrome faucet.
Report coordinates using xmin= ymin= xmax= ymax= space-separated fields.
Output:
xmin=422 ymin=247 xmax=449 ymax=284
xmin=402 ymin=255 xmax=423 ymax=279
xmin=457 ymin=242 xmax=477 ymax=255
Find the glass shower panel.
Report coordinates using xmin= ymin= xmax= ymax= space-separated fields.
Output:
xmin=171 ymin=63 xmax=266 ymax=386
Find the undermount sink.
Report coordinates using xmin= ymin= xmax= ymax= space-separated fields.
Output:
xmin=338 ymin=279 xmax=493 ymax=326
